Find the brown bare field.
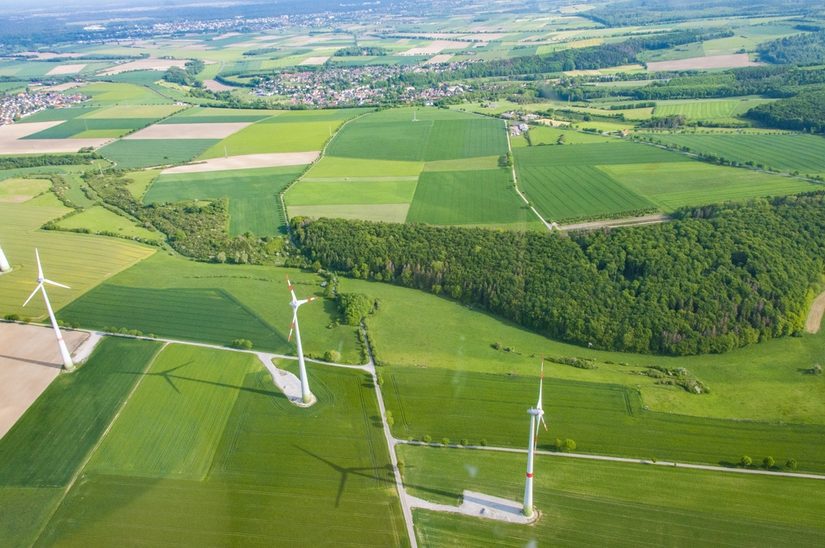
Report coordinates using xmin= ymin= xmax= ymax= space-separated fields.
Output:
xmin=0 ymin=121 xmax=63 ymax=137
xmin=806 ymin=291 xmax=825 ymax=334
xmin=400 ymin=40 xmax=465 ymax=56
xmin=425 ymin=54 xmax=454 ymax=65
xmin=100 ymin=58 xmax=188 ymax=75
xmin=123 ymin=122 xmax=252 ymax=140
xmin=162 ymin=151 xmax=319 ymax=174
xmin=203 ymin=79 xmax=235 ymax=92
xmin=46 ymin=63 xmax=86 ymax=76
xmin=647 ymin=54 xmax=760 ymax=72
xmin=40 ymin=82 xmax=83 ymax=92
xmin=0 ymin=322 xmax=89 ymax=439
xmin=300 ymin=56 xmax=330 ymax=66
xmin=0 ymin=121 xmax=111 ymax=153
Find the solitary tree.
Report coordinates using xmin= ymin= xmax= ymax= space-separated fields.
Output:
xmin=740 ymin=455 xmax=753 ymax=467
xmin=763 ymin=456 xmax=776 ymax=469
xmin=785 ymin=458 xmax=798 ymax=470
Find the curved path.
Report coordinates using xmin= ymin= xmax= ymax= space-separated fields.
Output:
xmin=805 ymin=290 xmax=825 ymax=334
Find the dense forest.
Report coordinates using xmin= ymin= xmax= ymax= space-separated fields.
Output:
xmin=0 ymin=153 xmax=99 ymax=170
xmin=747 ymin=88 xmax=825 ymax=132
xmin=293 ymin=194 xmax=825 ymax=356
xmin=400 ymin=30 xmax=733 ymax=84
xmin=581 ymin=0 xmax=819 ymax=26
xmin=757 ymin=31 xmax=825 ymax=65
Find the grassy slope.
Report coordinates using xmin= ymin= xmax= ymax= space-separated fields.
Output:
xmin=642 ymin=134 xmax=825 ymax=175
xmin=383 ymin=367 xmax=825 ymax=470
xmin=55 ymin=205 xmax=163 ymax=242
xmin=0 ymin=178 xmax=50 ymax=201
xmin=400 ymin=446 xmax=825 ymax=547
xmin=57 ymin=253 xmax=363 ymax=363
xmin=0 ymin=193 xmax=156 ymax=319
xmin=600 ymin=162 xmax=816 ymax=210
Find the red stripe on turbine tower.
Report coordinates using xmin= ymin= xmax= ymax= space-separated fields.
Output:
xmin=526 ymin=473 xmax=533 ymax=478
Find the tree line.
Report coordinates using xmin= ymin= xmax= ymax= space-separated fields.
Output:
xmin=292 ymin=193 xmax=825 ymax=356
xmin=747 ymin=89 xmax=825 ymax=133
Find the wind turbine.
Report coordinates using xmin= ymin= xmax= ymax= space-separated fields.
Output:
xmin=287 ymin=275 xmax=316 ymax=404
xmin=523 ymin=360 xmax=547 ymax=518
xmin=412 ymin=108 xmax=418 ymax=122
xmin=22 ymin=249 xmax=74 ymax=371
xmin=0 ymin=242 xmax=10 ymax=272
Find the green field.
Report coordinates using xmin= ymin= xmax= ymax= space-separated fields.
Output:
xmin=57 ymin=253 xmax=363 ymax=362
xmin=1 ymin=342 xmax=408 ymax=546
xmin=145 ymin=165 xmax=303 ymax=235
xmin=652 ymin=97 xmax=775 ymax=122
xmin=401 ymin=447 xmax=825 ymax=547
xmin=83 ymin=104 xmax=185 ymax=119
xmin=327 ymin=111 xmax=506 ymax=162
xmin=600 ymin=162 xmax=817 ymax=210
xmin=24 ymin=118 xmax=160 ymax=139
xmin=55 ymin=205 xmax=164 ymax=242
xmin=286 ymin=179 xmax=418 ymax=206
xmin=383 ymin=367 xmax=825 ymax=470
xmin=123 ymin=169 xmax=160 ymax=199
xmin=75 ymin=82 xmax=173 ymax=105
xmin=199 ymin=120 xmax=340 ymax=158
xmin=99 ymin=139 xmax=219 ymax=169
xmin=406 ymin=169 xmax=536 ymax=227
xmin=640 ymin=133 xmax=825 ymax=176
xmin=0 ymin=338 xmax=162 ymax=487
xmin=518 ymin=163 xmax=656 ymax=221
xmin=0 ymin=178 xmax=50 ymax=202
xmin=88 ymin=344 xmax=255 ymax=479
xmin=512 ymin=139 xmax=817 ymax=221
xmin=0 ymin=192 xmax=156 ymax=319
xmin=18 ymin=107 xmax=99 ymax=123
xmin=512 ymin=127 xmax=617 ymax=147
xmin=304 ymin=157 xmax=423 ymax=178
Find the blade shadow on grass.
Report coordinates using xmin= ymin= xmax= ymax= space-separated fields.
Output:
xmin=117 ymin=364 xmax=286 ymax=400
xmin=295 ymin=445 xmax=457 ymax=507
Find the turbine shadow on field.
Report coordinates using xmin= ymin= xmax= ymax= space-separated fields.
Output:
xmin=0 ymin=354 xmax=63 ymax=370
xmin=118 ymin=363 xmax=286 ymax=400
xmin=295 ymin=445 xmax=457 ymax=507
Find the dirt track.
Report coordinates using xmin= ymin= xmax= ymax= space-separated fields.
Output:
xmin=0 ymin=323 xmax=88 ymax=439
xmin=805 ymin=291 xmax=825 ymax=333
xmin=162 ymin=151 xmax=319 ymax=173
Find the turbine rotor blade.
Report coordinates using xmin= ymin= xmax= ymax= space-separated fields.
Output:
xmin=287 ymin=321 xmax=295 ymax=342
xmin=35 ymin=249 xmax=43 ymax=280
xmin=44 ymin=279 xmax=70 ymax=290
xmin=23 ymin=284 xmax=42 ymax=307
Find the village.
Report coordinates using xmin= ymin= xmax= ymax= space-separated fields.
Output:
xmin=0 ymin=90 xmax=86 ymax=125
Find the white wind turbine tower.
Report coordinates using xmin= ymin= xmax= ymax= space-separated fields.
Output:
xmin=23 ymin=249 xmax=74 ymax=371
xmin=0 ymin=241 xmax=10 ymax=272
xmin=523 ymin=360 xmax=547 ymax=518
xmin=287 ymin=276 xmax=316 ymax=404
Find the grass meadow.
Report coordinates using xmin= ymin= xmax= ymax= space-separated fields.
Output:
xmin=0 ymin=178 xmax=50 ymax=202
xmin=145 ymin=165 xmax=303 ymax=235
xmin=600 ymin=162 xmax=816 ymax=210
xmin=406 ymin=169 xmax=537 ymax=227
xmin=76 ymin=82 xmax=173 ymax=106
xmin=57 ymin=253 xmax=364 ymax=362
xmin=100 ymin=139 xmax=219 ymax=169
xmin=642 ymin=133 xmax=825 ymax=175
xmin=652 ymin=97 xmax=775 ymax=122
xmin=383 ymin=367 xmax=825 ymax=470
xmin=400 ymin=446 xmax=825 ymax=547
xmin=0 ymin=192 xmax=156 ymax=319
xmin=55 ymin=206 xmax=164 ymax=242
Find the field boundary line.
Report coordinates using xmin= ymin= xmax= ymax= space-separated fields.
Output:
xmin=280 ymin=109 xmax=375 ymax=230
xmin=396 ymin=440 xmax=825 ymax=481
xmin=504 ymin=120 xmax=554 ymax=231
xmin=362 ymin=325 xmax=418 ymax=548
xmin=31 ymin=341 xmax=168 ymax=544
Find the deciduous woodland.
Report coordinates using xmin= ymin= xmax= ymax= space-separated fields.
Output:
xmin=294 ymin=193 xmax=825 ymax=355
